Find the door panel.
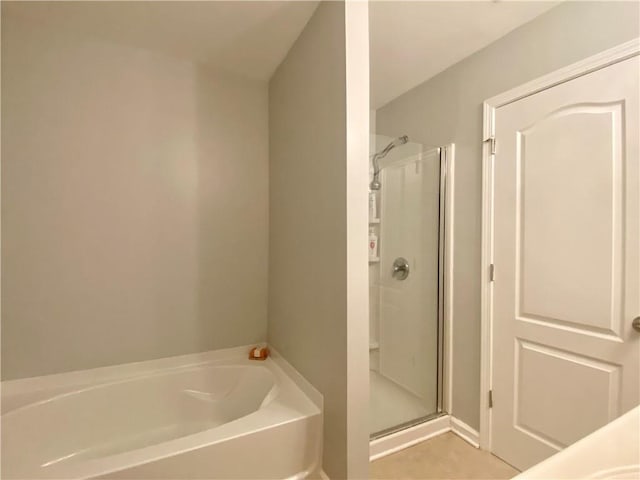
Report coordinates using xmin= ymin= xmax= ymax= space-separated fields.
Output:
xmin=515 ymin=340 xmax=621 ymax=449
xmin=491 ymin=55 xmax=639 ymax=470
xmin=519 ymin=104 xmax=623 ymax=334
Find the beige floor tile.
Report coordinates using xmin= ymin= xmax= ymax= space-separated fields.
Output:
xmin=370 ymin=432 xmax=519 ymax=480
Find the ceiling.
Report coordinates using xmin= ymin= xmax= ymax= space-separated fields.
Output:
xmin=2 ymin=1 xmax=320 ymax=81
xmin=5 ymin=1 xmax=558 ymax=103
xmin=369 ymin=1 xmax=559 ymax=108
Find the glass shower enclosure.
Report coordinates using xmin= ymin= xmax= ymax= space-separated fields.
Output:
xmin=369 ymin=136 xmax=448 ymax=438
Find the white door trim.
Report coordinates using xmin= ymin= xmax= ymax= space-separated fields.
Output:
xmin=479 ymin=37 xmax=640 ymax=451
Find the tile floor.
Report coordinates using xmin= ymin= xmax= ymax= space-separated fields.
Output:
xmin=370 ymin=432 xmax=519 ymax=480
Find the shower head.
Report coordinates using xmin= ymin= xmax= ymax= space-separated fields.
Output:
xmin=370 ymin=135 xmax=409 ymax=190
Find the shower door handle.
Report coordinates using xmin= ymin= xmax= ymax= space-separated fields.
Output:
xmin=392 ymin=257 xmax=410 ymax=281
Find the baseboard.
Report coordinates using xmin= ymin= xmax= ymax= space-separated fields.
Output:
xmin=369 ymin=415 xmax=451 ymax=461
xmin=369 ymin=414 xmax=481 ymax=461
xmin=450 ymin=416 xmax=480 ymax=448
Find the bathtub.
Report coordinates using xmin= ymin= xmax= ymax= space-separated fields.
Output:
xmin=0 ymin=347 xmax=322 ymax=479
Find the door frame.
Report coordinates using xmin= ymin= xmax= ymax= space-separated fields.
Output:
xmin=479 ymin=37 xmax=640 ymax=451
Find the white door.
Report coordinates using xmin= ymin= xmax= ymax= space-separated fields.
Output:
xmin=491 ymin=55 xmax=639 ymax=470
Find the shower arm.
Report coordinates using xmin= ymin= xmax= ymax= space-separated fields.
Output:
xmin=370 ymin=136 xmax=408 ymax=190
xmin=371 ymin=151 xmax=384 ymax=182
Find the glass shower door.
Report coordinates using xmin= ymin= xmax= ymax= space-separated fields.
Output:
xmin=369 ymin=142 xmax=445 ymax=437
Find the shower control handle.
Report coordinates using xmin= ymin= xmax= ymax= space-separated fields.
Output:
xmin=392 ymin=257 xmax=410 ymax=281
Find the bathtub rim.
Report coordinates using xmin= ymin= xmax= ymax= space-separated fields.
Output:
xmin=1 ymin=344 xmax=322 ymax=414
xmin=2 ymin=363 xmax=278 ymax=418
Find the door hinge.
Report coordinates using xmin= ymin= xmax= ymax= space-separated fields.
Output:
xmin=489 ymin=390 xmax=493 ymax=408
xmin=484 ymin=136 xmax=497 ymax=155
xmin=489 ymin=263 xmax=495 ymax=282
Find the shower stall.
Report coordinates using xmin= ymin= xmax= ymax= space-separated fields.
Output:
xmin=368 ymin=135 xmax=451 ymax=438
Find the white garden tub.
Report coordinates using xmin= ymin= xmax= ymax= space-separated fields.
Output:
xmin=0 ymin=347 xmax=322 ymax=479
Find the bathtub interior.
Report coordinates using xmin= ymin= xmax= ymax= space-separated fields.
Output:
xmin=2 ymin=365 xmax=277 ymax=473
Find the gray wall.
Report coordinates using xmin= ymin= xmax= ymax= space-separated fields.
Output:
xmin=377 ymin=1 xmax=640 ymax=430
xmin=268 ymin=2 xmax=351 ymax=478
xmin=1 ymin=14 xmax=269 ymax=379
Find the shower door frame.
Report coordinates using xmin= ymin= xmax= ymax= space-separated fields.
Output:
xmin=370 ymin=143 xmax=455 ymax=440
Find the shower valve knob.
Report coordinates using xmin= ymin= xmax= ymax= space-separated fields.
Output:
xmin=392 ymin=257 xmax=410 ymax=281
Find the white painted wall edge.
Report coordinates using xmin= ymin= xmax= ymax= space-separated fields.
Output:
xmin=479 ymin=36 xmax=640 ymax=451
xmin=345 ymin=1 xmax=371 ymax=478
xmin=369 ymin=415 xmax=480 ymax=461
